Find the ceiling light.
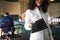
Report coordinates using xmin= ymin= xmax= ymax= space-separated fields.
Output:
xmin=50 ymin=0 xmax=54 ymax=2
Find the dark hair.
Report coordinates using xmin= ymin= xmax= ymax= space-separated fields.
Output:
xmin=5 ymin=12 xmax=9 ymax=15
xmin=28 ymin=0 xmax=49 ymax=13
xmin=19 ymin=16 xmax=22 ymax=19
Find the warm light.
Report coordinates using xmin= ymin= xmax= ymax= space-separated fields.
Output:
xmin=50 ymin=0 xmax=54 ymax=1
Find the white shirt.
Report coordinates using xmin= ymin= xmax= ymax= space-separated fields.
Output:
xmin=24 ymin=7 xmax=49 ymax=30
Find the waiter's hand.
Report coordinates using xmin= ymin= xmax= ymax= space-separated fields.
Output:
xmin=29 ymin=23 xmax=33 ymax=28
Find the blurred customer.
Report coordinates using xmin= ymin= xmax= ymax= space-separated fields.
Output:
xmin=1 ymin=12 xmax=15 ymax=37
xmin=19 ymin=16 xmax=22 ymax=22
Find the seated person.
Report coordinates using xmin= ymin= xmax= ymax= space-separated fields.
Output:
xmin=0 ymin=12 xmax=15 ymax=37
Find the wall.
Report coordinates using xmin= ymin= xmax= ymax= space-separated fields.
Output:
xmin=0 ymin=0 xmax=21 ymax=16
xmin=48 ymin=3 xmax=60 ymax=17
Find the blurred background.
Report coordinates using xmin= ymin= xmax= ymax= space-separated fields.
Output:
xmin=0 ymin=0 xmax=60 ymax=40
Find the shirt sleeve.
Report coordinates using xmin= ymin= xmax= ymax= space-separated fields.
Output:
xmin=24 ymin=10 xmax=32 ymax=30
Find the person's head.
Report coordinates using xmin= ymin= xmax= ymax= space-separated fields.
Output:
xmin=28 ymin=0 xmax=49 ymax=13
xmin=4 ymin=12 xmax=9 ymax=16
xmin=19 ymin=16 xmax=22 ymax=19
